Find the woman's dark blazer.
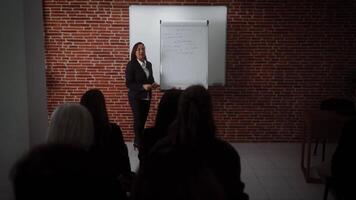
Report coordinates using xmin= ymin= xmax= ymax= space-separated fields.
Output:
xmin=125 ymin=59 xmax=155 ymax=100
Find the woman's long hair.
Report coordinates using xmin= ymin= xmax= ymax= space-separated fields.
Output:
xmin=80 ymin=89 xmax=111 ymax=147
xmin=171 ymin=85 xmax=216 ymax=146
xmin=154 ymin=89 xmax=182 ymax=136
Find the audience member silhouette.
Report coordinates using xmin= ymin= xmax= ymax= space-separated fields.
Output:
xmin=80 ymin=89 xmax=131 ymax=174
xmin=132 ymin=145 xmax=226 ymax=200
xmin=10 ymin=144 xmax=125 ymax=200
xmin=140 ymin=85 xmax=249 ymax=200
xmin=80 ymin=89 xmax=133 ymax=194
xmin=138 ymin=89 xmax=182 ymax=160
xmin=47 ymin=103 xmax=94 ymax=150
xmin=331 ymin=93 xmax=356 ymax=200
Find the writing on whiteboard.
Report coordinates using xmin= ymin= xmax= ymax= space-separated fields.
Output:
xmin=162 ymin=27 xmax=202 ymax=56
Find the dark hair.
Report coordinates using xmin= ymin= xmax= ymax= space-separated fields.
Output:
xmin=171 ymin=85 xmax=216 ymax=145
xmin=131 ymin=42 xmax=146 ymax=61
xmin=155 ymin=89 xmax=182 ymax=136
xmin=80 ymin=89 xmax=110 ymax=147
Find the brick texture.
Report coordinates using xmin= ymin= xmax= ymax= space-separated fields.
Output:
xmin=43 ymin=0 xmax=356 ymax=142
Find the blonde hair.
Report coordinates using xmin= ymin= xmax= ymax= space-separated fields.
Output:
xmin=47 ymin=103 xmax=94 ymax=149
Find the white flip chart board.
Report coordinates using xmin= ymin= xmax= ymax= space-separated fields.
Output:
xmin=160 ymin=20 xmax=208 ymax=89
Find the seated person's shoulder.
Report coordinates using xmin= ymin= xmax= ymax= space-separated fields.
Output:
xmin=339 ymin=117 xmax=356 ymax=143
xmin=213 ymin=139 xmax=237 ymax=151
xmin=110 ymin=122 xmax=121 ymax=129
xmin=210 ymin=139 xmax=241 ymax=160
xmin=143 ymin=127 xmax=156 ymax=135
xmin=110 ymin=123 xmax=123 ymax=134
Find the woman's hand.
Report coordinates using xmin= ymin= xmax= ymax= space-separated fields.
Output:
xmin=143 ymin=84 xmax=152 ymax=91
xmin=152 ymin=82 xmax=159 ymax=89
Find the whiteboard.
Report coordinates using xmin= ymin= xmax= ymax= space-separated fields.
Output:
xmin=129 ymin=6 xmax=226 ymax=86
xmin=160 ymin=20 xmax=208 ymax=89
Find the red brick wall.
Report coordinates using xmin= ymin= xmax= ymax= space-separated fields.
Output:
xmin=43 ymin=0 xmax=356 ymax=142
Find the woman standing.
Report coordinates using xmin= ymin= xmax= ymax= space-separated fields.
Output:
xmin=125 ymin=42 xmax=157 ymax=149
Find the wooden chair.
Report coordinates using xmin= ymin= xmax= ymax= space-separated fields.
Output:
xmin=301 ymin=110 xmax=348 ymax=183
